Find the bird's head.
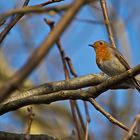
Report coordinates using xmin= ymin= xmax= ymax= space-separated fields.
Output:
xmin=89 ymin=40 xmax=114 ymax=61
xmin=89 ymin=40 xmax=108 ymax=50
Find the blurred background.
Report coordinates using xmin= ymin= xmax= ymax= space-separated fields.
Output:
xmin=0 ymin=0 xmax=140 ymax=139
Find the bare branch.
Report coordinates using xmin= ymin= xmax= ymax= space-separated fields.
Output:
xmin=0 ymin=64 xmax=140 ymax=116
xmin=0 ymin=0 xmax=86 ymax=102
xmin=35 ymin=0 xmax=64 ymax=7
xmin=0 ymin=0 xmax=30 ymax=44
xmin=44 ymin=18 xmax=82 ymax=140
xmin=0 ymin=131 xmax=57 ymax=140
xmin=65 ymin=56 xmax=91 ymax=138
xmin=89 ymin=98 xmax=137 ymax=136
xmin=0 ymin=0 xmax=64 ymax=23
xmin=0 ymin=0 xmax=63 ymax=44
xmin=25 ymin=107 xmax=35 ymax=140
xmin=124 ymin=113 xmax=140 ymax=140
xmin=100 ymin=0 xmax=116 ymax=48
xmin=4 ymin=74 xmax=107 ymax=103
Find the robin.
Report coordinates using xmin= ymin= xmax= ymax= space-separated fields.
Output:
xmin=89 ymin=40 xmax=140 ymax=92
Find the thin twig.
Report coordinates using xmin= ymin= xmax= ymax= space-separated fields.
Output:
xmin=89 ymin=98 xmax=138 ymax=136
xmin=57 ymin=41 xmax=81 ymax=140
xmin=100 ymin=0 xmax=116 ymax=48
xmin=44 ymin=18 xmax=81 ymax=140
xmin=25 ymin=107 xmax=35 ymax=140
xmin=0 ymin=0 xmax=64 ymax=21
xmin=65 ymin=56 xmax=91 ymax=139
xmin=65 ymin=57 xmax=77 ymax=77
xmin=0 ymin=0 xmax=63 ymax=44
xmin=74 ymin=101 xmax=86 ymax=134
xmin=65 ymin=57 xmax=88 ymax=129
xmin=85 ymin=117 xmax=89 ymax=140
xmin=70 ymin=101 xmax=81 ymax=140
xmin=124 ymin=113 xmax=140 ymax=140
xmin=23 ymin=0 xmax=30 ymax=6
xmin=56 ymin=35 xmax=81 ymax=140
xmin=0 ymin=0 xmax=30 ymax=44
xmin=84 ymin=100 xmax=90 ymax=140
xmin=35 ymin=0 xmax=64 ymax=7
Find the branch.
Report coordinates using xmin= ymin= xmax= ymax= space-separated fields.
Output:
xmin=25 ymin=107 xmax=35 ymax=140
xmin=0 ymin=0 xmax=65 ymax=22
xmin=100 ymin=0 xmax=116 ymax=48
xmin=0 ymin=0 xmax=85 ymax=102
xmin=0 ymin=64 xmax=140 ymax=116
xmin=44 ymin=18 xmax=82 ymax=140
xmin=124 ymin=113 xmax=140 ymax=140
xmin=0 ymin=131 xmax=57 ymax=140
xmin=0 ymin=0 xmax=63 ymax=44
xmin=65 ymin=57 xmax=91 ymax=138
xmin=89 ymin=98 xmax=137 ymax=136
xmin=4 ymin=74 xmax=106 ymax=103
xmin=34 ymin=0 xmax=64 ymax=7
xmin=5 ymin=70 xmax=139 ymax=105
xmin=0 ymin=0 xmax=30 ymax=44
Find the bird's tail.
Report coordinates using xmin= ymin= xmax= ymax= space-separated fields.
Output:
xmin=136 ymin=85 xmax=140 ymax=93
xmin=133 ymin=78 xmax=140 ymax=93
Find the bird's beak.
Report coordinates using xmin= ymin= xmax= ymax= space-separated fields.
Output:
xmin=88 ymin=44 xmax=94 ymax=48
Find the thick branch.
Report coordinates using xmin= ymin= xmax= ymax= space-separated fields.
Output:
xmin=5 ymin=74 xmax=105 ymax=103
xmin=0 ymin=131 xmax=57 ymax=140
xmin=0 ymin=64 xmax=140 ymax=116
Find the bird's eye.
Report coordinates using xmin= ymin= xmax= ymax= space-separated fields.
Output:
xmin=99 ymin=41 xmax=104 ymax=45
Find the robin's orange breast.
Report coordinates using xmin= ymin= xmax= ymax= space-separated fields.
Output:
xmin=95 ymin=46 xmax=113 ymax=63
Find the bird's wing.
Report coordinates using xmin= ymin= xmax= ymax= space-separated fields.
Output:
xmin=110 ymin=47 xmax=131 ymax=70
xmin=110 ymin=47 xmax=140 ymax=92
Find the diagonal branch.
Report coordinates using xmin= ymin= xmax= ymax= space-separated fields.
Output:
xmin=89 ymin=98 xmax=138 ymax=136
xmin=0 ymin=0 xmax=85 ymax=102
xmin=124 ymin=113 xmax=140 ymax=140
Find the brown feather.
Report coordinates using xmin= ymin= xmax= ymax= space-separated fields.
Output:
xmin=110 ymin=47 xmax=140 ymax=93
